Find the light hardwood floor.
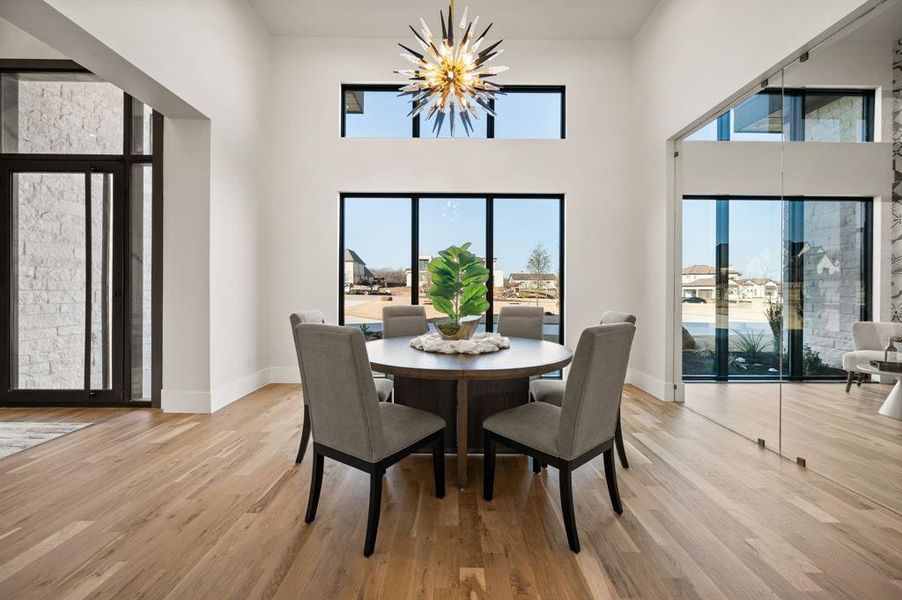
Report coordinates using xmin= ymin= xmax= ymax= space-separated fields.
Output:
xmin=685 ymin=381 xmax=902 ymax=514
xmin=1 ymin=384 xmax=901 ymax=599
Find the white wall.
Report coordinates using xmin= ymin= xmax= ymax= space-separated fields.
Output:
xmin=266 ymin=36 xmax=639 ymax=381
xmin=630 ymin=0 xmax=869 ymax=399
xmin=0 ymin=17 xmax=63 ymax=58
xmin=3 ymin=0 xmax=272 ymax=412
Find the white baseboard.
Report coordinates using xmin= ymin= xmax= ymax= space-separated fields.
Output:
xmin=210 ymin=368 xmax=271 ymax=412
xmin=626 ymin=368 xmax=668 ymax=401
xmin=268 ymin=366 xmax=300 ymax=384
xmin=161 ymin=389 xmax=212 ymax=413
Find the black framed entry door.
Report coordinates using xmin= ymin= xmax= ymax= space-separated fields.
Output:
xmin=1 ymin=160 xmax=126 ymax=405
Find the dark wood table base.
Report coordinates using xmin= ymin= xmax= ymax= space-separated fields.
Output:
xmin=392 ymin=375 xmax=531 ymax=488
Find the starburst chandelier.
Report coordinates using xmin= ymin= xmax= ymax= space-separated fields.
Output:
xmin=395 ymin=1 xmax=508 ymax=137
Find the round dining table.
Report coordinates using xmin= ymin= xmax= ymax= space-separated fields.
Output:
xmin=367 ymin=336 xmax=573 ymax=488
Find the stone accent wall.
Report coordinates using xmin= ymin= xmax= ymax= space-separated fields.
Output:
xmin=16 ymin=172 xmax=88 ymax=388
xmin=11 ymin=77 xmax=122 ymax=154
xmin=801 ymin=202 xmax=865 ymax=369
xmin=892 ymin=38 xmax=902 ymax=321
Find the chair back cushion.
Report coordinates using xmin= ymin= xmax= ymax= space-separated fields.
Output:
xmin=558 ymin=323 xmax=635 ymax=461
xmin=600 ymin=311 xmax=637 ymax=325
xmin=289 ymin=311 xmax=327 ymax=406
xmin=294 ymin=324 xmax=385 ymax=462
xmin=497 ymin=305 xmax=544 ymax=340
xmin=852 ymin=321 xmax=902 ymax=351
xmin=382 ymin=305 xmax=428 ymax=338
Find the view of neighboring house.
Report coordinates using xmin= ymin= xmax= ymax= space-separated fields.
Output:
xmin=406 ymin=256 xmax=504 ymax=289
xmin=507 ymin=272 xmax=558 ymax=294
xmin=345 ymin=248 xmax=375 ymax=285
xmin=737 ymin=277 xmax=779 ymax=300
xmin=681 ymin=264 xmax=778 ymax=302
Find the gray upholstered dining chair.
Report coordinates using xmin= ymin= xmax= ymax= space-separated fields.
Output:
xmin=382 ymin=305 xmax=429 ymax=338
xmin=529 ymin=310 xmax=636 ymax=470
xmin=496 ymin=305 xmax=545 ymax=340
xmin=482 ymin=322 xmax=636 ymax=553
xmin=295 ymin=323 xmax=446 ymax=557
xmin=290 ymin=311 xmax=393 ymax=464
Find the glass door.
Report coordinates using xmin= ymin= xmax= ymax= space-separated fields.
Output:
xmin=1 ymin=161 xmax=125 ymax=404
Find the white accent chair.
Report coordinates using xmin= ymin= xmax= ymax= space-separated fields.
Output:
xmin=842 ymin=321 xmax=902 ymax=392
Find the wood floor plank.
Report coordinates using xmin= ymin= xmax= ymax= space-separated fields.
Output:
xmin=0 ymin=384 xmax=900 ymax=599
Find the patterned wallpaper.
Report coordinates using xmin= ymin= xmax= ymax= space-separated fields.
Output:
xmin=891 ymin=38 xmax=902 ymax=321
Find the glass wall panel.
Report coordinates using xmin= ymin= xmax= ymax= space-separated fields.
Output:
xmin=779 ymin=4 xmax=898 ymax=513
xmin=682 ymin=90 xmax=873 ymax=142
xmin=678 ymin=71 xmax=784 ymax=450
xmin=342 ymin=197 xmax=412 ymax=338
xmin=418 ymin=198 xmax=487 ymax=327
xmin=492 ymin=198 xmax=561 ymax=342
xmin=343 ymin=89 xmax=413 ymax=137
xmin=729 ymin=92 xmax=785 ymax=141
xmin=12 ymin=172 xmax=87 ymax=389
xmin=727 ymin=200 xmax=784 ymax=377
xmin=1 ymin=72 xmax=124 ymax=154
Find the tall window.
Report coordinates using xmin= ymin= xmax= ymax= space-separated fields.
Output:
xmin=339 ymin=194 xmax=564 ymax=352
xmin=1 ymin=61 xmax=162 ymax=406
xmin=680 ymin=196 xmax=871 ymax=381
xmin=685 ymin=88 xmax=874 ymax=142
xmin=342 ymin=197 xmax=412 ymax=334
xmin=341 ymin=85 xmax=565 ymax=139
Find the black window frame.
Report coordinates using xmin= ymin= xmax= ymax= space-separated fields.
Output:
xmin=702 ymin=88 xmax=875 ymax=142
xmin=681 ymin=194 xmax=872 ymax=382
xmin=338 ymin=193 xmax=565 ymax=370
xmin=340 ymin=84 xmax=566 ymax=139
xmin=0 ymin=59 xmax=163 ymax=408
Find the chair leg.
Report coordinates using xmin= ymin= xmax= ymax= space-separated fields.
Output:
xmin=532 ymin=456 xmax=542 ymax=473
xmin=432 ymin=433 xmax=445 ymax=499
xmin=483 ymin=430 xmax=496 ymax=501
xmin=363 ymin=470 xmax=384 ymax=557
xmin=614 ymin=414 xmax=629 ymax=469
xmin=296 ymin=404 xmax=312 ymax=463
xmin=304 ymin=450 xmax=324 ymax=523
xmin=845 ymin=371 xmax=853 ymax=393
xmin=559 ymin=466 xmax=580 ymax=553
xmin=856 ymin=372 xmax=864 ymax=387
xmin=603 ymin=448 xmax=623 ymax=515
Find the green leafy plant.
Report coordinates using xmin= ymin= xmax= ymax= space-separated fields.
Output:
xmin=426 ymin=242 xmax=490 ymax=335
xmin=731 ymin=326 xmax=768 ymax=361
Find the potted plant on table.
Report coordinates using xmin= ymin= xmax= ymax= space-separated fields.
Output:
xmin=426 ymin=242 xmax=490 ymax=340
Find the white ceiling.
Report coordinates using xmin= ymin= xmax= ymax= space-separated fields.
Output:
xmin=248 ymin=0 xmax=660 ymax=40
